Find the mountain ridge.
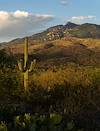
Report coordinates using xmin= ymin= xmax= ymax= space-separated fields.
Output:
xmin=1 ymin=22 xmax=100 ymax=45
xmin=0 ymin=22 xmax=100 ymax=67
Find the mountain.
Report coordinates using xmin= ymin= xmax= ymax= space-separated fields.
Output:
xmin=1 ymin=22 xmax=100 ymax=46
xmin=0 ymin=22 xmax=100 ymax=67
xmin=29 ymin=22 xmax=100 ymax=41
xmin=70 ymin=23 xmax=100 ymax=38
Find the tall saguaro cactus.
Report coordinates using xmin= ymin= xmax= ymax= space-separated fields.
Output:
xmin=18 ymin=37 xmax=36 ymax=91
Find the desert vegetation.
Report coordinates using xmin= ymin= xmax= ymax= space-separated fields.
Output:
xmin=0 ymin=58 xmax=99 ymax=130
xmin=0 ymin=24 xmax=100 ymax=130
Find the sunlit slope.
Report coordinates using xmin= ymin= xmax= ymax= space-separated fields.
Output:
xmin=2 ymin=38 xmax=99 ymax=66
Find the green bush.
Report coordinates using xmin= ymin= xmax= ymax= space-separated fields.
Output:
xmin=13 ymin=113 xmax=83 ymax=131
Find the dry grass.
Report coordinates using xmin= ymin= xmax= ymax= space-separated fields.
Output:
xmin=31 ymin=66 xmax=100 ymax=90
xmin=3 ymin=38 xmax=100 ymax=54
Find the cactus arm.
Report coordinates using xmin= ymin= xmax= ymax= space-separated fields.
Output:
xmin=18 ymin=60 xmax=23 ymax=72
xmin=28 ymin=61 xmax=33 ymax=72
xmin=29 ymin=59 xmax=36 ymax=72
xmin=24 ymin=37 xmax=28 ymax=69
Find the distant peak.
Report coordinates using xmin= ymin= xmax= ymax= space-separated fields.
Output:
xmin=65 ymin=22 xmax=79 ymax=29
xmin=66 ymin=22 xmax=75 ymax=24
xmin=81 ymin=23 xmax=97 ymax=26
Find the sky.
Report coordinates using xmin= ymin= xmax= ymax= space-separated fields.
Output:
xmin=0 ymin=0 xmax=99 ymax=42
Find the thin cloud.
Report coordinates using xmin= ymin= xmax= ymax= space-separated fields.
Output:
xmin=0 ymin=10 xmax=54 ymax=42
xmin=71 ymin=16 xmax=96 ymax=23
xmin=60 ymin=0 xmax=69 ymax=6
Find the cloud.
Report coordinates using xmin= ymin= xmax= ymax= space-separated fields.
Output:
xmin=60 ymin=0 xmax=69 ymax=5
xmin=70 ymin=16 xmax=96 ymax=23
xmin=0 ymin=10 xmax=54 ymax=42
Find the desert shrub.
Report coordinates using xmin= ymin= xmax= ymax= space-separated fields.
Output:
xmin=0 ymin=69 xmax=23 ymax=99
xmin=31 ymin=66 xmax=100 ymax=90
xmin=13 ymin=113 xmax=83 ymax=131
xmin=0 ymin=50 xmax=16 ymax=69
xmin=27 ymin=66 xmax=100 ymax=129
xmin=0 ymin=65 xmax=99 ymax=130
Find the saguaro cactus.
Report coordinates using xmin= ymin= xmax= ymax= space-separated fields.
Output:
xmin=18 ymin=37 xmax=36 ymax=91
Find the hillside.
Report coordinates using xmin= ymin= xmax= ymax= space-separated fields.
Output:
xmin=1 ymin=22 xmax=100 ymax=45
xmin=29 ymin=22 xmax=100 ymax=41
xmin=0 ymin=22 xmax=100 ymax=67
xmin=0 ymin=38 xmax=99 ymax=67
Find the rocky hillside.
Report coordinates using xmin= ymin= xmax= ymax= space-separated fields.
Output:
xmin=27 ymin=22 xmax=100 ymax=42
xmin=1 ymin=22 xmax=100 ymax=46
xmin=0 ymin=22 xmax=100 ymax=67
xmin=1 ymin=37 xmax=99 ymax=67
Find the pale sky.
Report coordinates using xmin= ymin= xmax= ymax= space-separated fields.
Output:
xmin=0 ymin=0 xmax=99 ymax=42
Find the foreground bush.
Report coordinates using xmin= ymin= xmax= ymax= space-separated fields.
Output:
xmin=0 ymin=113 xmax=83 ymax=131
